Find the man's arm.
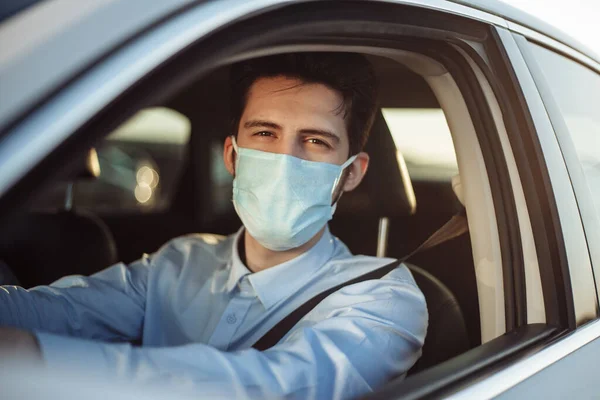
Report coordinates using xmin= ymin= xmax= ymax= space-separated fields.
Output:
xmin=0 ymin=257 xmax=150 ymax=341
xmin=30 ymin=275 xmax=428 ymax=399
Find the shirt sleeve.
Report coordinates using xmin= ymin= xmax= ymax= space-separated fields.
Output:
xmin=35 ymin=275 xmax=428 ymax=399
xmin=0 ymin=257 xmax=150 ymax=342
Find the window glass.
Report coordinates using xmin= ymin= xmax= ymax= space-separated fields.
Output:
xmin=81 ymin=107 xmax=191 ymax=212
xmin=382 ymin=108 xmax=458 ymax=180
xmin=31 ymin=107 xmax=191 ymax=213
xmin=529 ymin=44 xmax=600 ymax=218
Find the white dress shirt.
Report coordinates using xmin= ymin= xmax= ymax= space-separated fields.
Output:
xmin=0 ymin=226 xmax=428 ymax=399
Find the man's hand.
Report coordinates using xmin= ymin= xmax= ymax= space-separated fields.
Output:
xmin=0 ymin=327 xmax=42 ymax=363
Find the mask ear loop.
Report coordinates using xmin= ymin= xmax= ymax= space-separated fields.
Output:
xmin=341 ymin=154 xmax=358 ymax=170
xmin=231 ymin=135 xmax=239 ymax=152
xmin=231 ymin=136 xmax=240 ymax=173
xmin=331 ymin=154 xmax=359 ymax=206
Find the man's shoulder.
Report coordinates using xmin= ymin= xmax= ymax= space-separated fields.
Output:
xmin=302 ymin=255 xmax=427 ymax=337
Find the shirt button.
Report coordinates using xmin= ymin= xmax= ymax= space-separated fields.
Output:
xmin=226 ymin=314 xmax=237 ymax=324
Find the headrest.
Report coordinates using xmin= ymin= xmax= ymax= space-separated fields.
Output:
xmin=336 ymin=111 xmax=416 ymax=218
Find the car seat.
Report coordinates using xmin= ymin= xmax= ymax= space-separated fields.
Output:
xmin=0 ymin=149 xmax=118 ymax=288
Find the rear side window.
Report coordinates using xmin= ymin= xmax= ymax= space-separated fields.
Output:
xmin=528 ymin=44 xmax=600 ymax=219
xmin=31 ymin=107 xmax=191 ymax=213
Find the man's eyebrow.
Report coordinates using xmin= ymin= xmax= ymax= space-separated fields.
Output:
xmin=299 ymin=129 xmax=341 ymax=143
xmin=243 ymin=120 xmax=340 ymax=143
xmin=243 ymin=120 xmax=282 ymax=130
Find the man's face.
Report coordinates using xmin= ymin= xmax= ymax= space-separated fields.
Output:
xmin=237 ymin=76 xmax=350 ymax=164
xmin=224 ymin=76 xmax=369 ymax=192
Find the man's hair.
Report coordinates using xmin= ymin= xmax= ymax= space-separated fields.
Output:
xmin=230 ymin=52 xmax=378 ymax=155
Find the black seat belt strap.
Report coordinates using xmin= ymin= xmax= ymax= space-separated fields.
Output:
xmin=252 ymin=210 xmax=469 ymax=351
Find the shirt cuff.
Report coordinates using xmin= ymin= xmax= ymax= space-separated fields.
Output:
xmin=35 ymin=331 xmax=112 ymax=377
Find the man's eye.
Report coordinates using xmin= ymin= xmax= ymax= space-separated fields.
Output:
xmin=254 ymin=131 xmax=273 ymax=137
xmin=307 ymin=138 xmax=331 ymax=148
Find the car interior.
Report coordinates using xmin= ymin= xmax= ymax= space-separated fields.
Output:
xmin=0 ymin=50 xmax=484 ymax=377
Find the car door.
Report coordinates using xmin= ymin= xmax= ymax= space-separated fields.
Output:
xmin=478 ymin=21 xmax=600 ymax=400
xmin=0 ymin=0 xmax=599 ymax=398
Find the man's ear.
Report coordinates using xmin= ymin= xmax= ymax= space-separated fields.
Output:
xmin=223 ymin=136 xmax=235 ymax=176
xmin=342 ymin=152 xmax=369 ymax=192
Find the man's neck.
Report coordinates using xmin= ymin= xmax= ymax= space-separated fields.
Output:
xmin=243 ymin=227 xmax=326 ymax=273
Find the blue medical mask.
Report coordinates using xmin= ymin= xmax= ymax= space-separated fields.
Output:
xmin=231 ymin=137 xmax=357 ymax=251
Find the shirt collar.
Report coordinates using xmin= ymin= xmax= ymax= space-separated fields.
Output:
xmin=224 ymin=227 xmax=252 ymax=293
xmin=226 ymin=226 xmax=336 ymax=309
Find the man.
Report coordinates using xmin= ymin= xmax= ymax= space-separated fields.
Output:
xmin=0 ymin=53 xmax=427 ymax=399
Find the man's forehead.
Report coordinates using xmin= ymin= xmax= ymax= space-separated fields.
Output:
xmin=249 ymin=76 xmax=305 ymax=95
xmin=248 ymin=77 xmax=341 ymax=105
xmin=244 ymin=77 xmax=346 ymax=121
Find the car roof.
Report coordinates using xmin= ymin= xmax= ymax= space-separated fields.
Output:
xmin=0 ymin=0 xmax=597 ymax=133
xmin=452 ymin=0 xmax=600 ymax=63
